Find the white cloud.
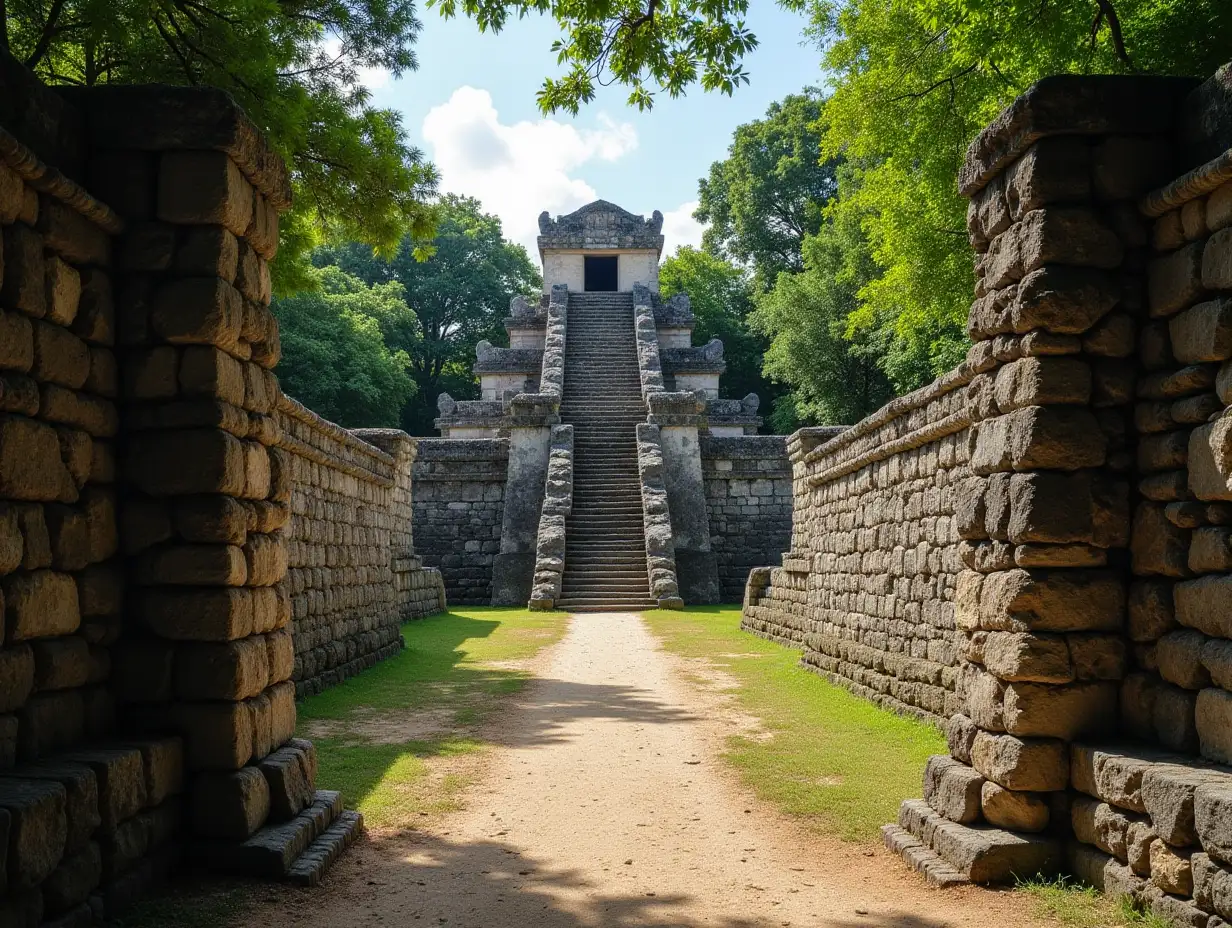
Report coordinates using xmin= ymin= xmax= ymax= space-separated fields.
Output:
xmin=422 ymin=87 xmax=638 ymax=254
xmin=320 ymin=38 xmax=390 ymax=90
xmin=660 ymin=200 xmax=705 ymax=255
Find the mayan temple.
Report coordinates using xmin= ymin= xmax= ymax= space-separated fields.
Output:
xmin=415 ymin=199 xmax=793 ymax=610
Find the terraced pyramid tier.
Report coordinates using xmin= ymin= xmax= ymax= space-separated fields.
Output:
xmin=557 ymin=292 xmax=657 ymax=612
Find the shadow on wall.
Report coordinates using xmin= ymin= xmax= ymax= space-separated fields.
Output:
xmin=281 ymin=829 xmax=962 ymax=928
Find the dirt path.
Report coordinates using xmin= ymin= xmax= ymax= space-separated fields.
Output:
xmin=257 ymin=612 xmax=1050 ymax=928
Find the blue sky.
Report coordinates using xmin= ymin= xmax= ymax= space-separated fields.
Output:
xmin=357 ymin=4 xmax=825 ymax=256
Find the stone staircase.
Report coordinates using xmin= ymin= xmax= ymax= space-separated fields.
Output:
xmin=557 ymin=292 xmax=657 ymax=612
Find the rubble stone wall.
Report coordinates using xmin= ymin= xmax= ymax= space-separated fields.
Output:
xmin=275 ymin=398 xmax=444 ymax=698
xmin=701 ymin=436 xmax=792 ymax=602
xmin=412 ymin=439 xmax=509 ymax=604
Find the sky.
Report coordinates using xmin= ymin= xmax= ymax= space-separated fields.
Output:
xmin=357 ymin=4 xmax=826 ymax=258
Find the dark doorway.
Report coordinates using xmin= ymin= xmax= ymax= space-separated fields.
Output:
xmin=584 ymin=256 xmax=618 ymax=291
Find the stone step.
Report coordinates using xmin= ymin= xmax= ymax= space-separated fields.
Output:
xmin=894 ymin=799 xmax=1062 ymax=885
xmin=190 ymin=790 xmax=345 ymax=878
xmin=557 ymin=600 xmax=659 ymax=611
xmin=286 ymin=809 xmax=365 ymax=886
xmin=881 ymin=824 xmax=971 ymax=888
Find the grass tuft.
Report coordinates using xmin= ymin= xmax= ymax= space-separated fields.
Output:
xmin=642 ymin=605 xmax=945 ymax=841
xmin=1017 ymin=876 xmax=1172 ymax=928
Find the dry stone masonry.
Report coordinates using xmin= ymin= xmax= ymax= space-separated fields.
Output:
xmin=414 ymin=201 xmax=790 ymax=610
xmin=0 ymin=52 xmax=445 ymax=919
xmin=743 ymin=63 xmax=1232 ymax=924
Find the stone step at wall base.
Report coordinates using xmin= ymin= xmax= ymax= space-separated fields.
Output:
xmin=286 ymin=809 xmax=365 ymax=886
xmin=881 ymin=824 xmax=971 ymax=888
xmin=897 ymin=799 xmax=1063 ymax=884
xmin=187 ymin=789 xmax=347 ymax=879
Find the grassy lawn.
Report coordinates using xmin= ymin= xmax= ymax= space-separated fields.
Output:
xmin=642 ymin=604 xmax=945 ymax=842
xmin=114 ymin=606 xmax=568 ymax=927
xmin=301 ymin=606 xmax=570 ymax=829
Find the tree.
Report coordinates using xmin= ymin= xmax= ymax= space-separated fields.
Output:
xmin=317 ymin=195 xmax=542 ymax=434
xmin=807 ymin=0 xmax=1232 ymax=390
xmin=749 ymin=200 xmax=894 ymax=429
xmin=432 ymin=0 xmax=759 ymax=113
xmin=695 ymin=91 xmax=837 ymax=287
xmin=272 ymin=266 xmax=418 ymax=427
xmin=658 ymin=247 xmax=783 ymax=424
xmin=6 ymin=0 xmax=439 ymax=288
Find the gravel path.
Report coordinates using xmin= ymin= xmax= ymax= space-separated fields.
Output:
xmin=260 ymin=612 xmax=1049 ymax=928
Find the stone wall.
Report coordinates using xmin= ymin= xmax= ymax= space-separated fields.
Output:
xmin=742 ymin=376 xmax=974 ymax=723
xmin=413 ymin=439 xmax=509 ymax=603
xmin=0 ymin=58 xmax=191 ymax=925
xmin=701 ymin=436 xmax=792 ymax=602
xmin=741 ymin=67 xmax=1232 ymax=911
xmin=0 ymin=56 xmax=447 ymax=917
xmin=275 ymin=398 xmax=444 ymax=697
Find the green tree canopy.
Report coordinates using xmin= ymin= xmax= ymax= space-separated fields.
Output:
xmin=808 ymin=0 xmax=1232 ymax=389
xmin=659 ymin=246 xmax=780 ymax=420
xmin=316 ymin=195 xmax=542 ymax=434
xmin=433 ymin=0 xmax=760 ymax=113
xmin=272 ymin=265 xmax=418 ymax=427
xmin=6 ymin=0 xmax=439 ymax=288
xmin=695 ymin=90 xmax=837 ymax=287
xmin=749 ymin=185 xmax=893 ymax=430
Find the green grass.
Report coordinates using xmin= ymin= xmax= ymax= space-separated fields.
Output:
xmin=1018 ymin=877 xmax=1173 ymax=928
xmin=300 ymin=606 xmax=569 ymax=828
xmin=642 ymin=604 xmax=945 ymax=841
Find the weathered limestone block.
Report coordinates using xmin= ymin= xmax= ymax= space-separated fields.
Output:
xmin=971 ymin=730 xmax=1068 ymax=792
xmin=125 ymin=428 xmax=246 ymax=497
xmin=1189 ymin=417 xmax=1232 ymax=501
xmin=947 ymin=714 xmax=978 ymax=765
xmin=1001 ymin=681 xmax=1116 ymax=739
xmin=1190 ymin=527 xmax=1232 ymax=571
xmin=158 ymin=151 xmax=254 ymax=235
xmin=1149 ymin=839 xmax=1193 ymax=894
xmin=2 ymin=223 xmax=46 ymax=318
xmin=1143 ymin=763 xmax=1231 ymax=848
xmin=1156 ymin=630 xmax=1212 ymax=690
xmin=257 ymin=741 xmax=314 ymax=821
xmin=971 ymin=406 xmax=1105 ymax=474
xmin=0 ymin=778 xmax=65 ymax=887
xmin=1129 ymin=581 xmax=1175 ymax=642
xmin=969 ymin=568 xmax=1123 ymax=632
xmin=1127 ymin=820 xmax=1157 ymax=875
xmin=136 ymin=543 xmax=248 ymax=587
xmin=1007 ymin=471 xmax=1125 ymax=546
xmin=173 ymin=701 xmax=253 ymax=770
xmin=190 ymin=766 xmax=269 ymax=838
xmin=138 ymin=589 xmax=253 ymax=640
xmin=1197 ymin=687 xmax=1232 ymax=764
xmin=4 ymin=571 xmax=81 ymax=640
xmin=175 ymin=636 xmax=270 ymax=700
xmin=0 ymin=645 xmax=35 ymax=713
xmin=1175 ymin=575 xmax=1232 ymax=637
xmin=1197 ymin=780 xmax=1232 ymax=865
xmin=1131 ymin=501 xmax=1191 ymax=577
xmin=151 ymin=277 xmax=243 ymax=350
xmin=981 ymin=781 xmax=1049 ymax=832
xmin=980 ymin=632 xmax=1072 ymax=683
xmin=923 ymin=755 xmax=984 ymax=824
xmin=992 ymin=357 xmax=1091 ymax=412
xmin=41 ymin=841 xmax=101 ymax=915
xmin=1193 ymin=852 xmax=1232 ymax=919
xmin=1071 ymin=795 xmax=1138 ymax=860
xmin=1068 ymin=842 xmax=1145 ymax=901
xmin=1150 ymin=242 xmax=1206 ymax=318
xmin=1170 ymin=297 xmax=1232 ymax=362
xmin=0 ymin=415 xmax=77 ymax=503
xmin=1012 ymin=266 xmax=1119 ymax=334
